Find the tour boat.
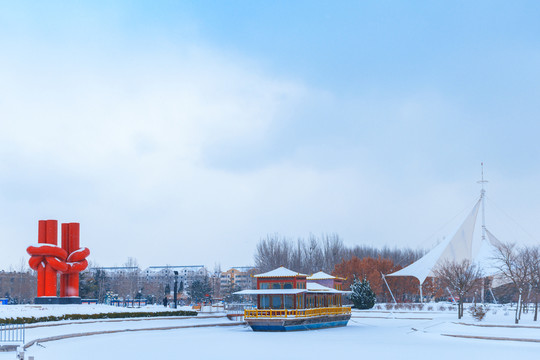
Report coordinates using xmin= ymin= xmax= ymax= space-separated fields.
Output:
xmin=234 ymin=267 xmax=351 ymax=331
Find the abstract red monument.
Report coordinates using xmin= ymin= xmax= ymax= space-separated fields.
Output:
xmin=27 ymin=220 xmax=90 ymax=304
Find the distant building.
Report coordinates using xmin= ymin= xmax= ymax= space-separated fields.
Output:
xmin=220 ymin=267 xmax=256 ymax=294
xmin=144 ymin=265 xmax=207 ymax=294
xmin=89 ymin=265 xmax=209 ymax=302
xmin=144 ymin=265 xmax=207 ymax=284
xmin=92 ymin=266 xmax=139 ymax=275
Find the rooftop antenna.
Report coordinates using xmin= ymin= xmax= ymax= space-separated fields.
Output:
xmin=477 ymin=162 xmax=488 ymax=243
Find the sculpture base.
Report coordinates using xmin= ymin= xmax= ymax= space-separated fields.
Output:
xmin=34 ymin=297 xmax=82 ymax=305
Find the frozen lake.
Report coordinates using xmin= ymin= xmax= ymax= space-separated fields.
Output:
xmin=1 ymin=305 xmax=539 ymax=359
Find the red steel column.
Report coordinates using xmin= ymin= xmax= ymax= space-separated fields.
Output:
xmin=36 ymin=221 xmax=47 ymax=297
xmin=44 ymin=220 xmax=58 ymax=297
xmin=67 ymin=223 xmax=80 ymax=297
xmin=60 ymin=223 xmax=70 ymax=297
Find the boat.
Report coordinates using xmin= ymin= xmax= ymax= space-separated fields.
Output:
xmin=234 ymin=266 xmax=351 ymax=331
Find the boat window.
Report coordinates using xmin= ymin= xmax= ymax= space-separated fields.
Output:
xmin=296 ymin=294 xmax=303 ymax=309
xmin=284 ymin=295 xmax=293 ymax=309
xmin=271 ymin=295 xmax=282 ymax=309
xmin=260 ymin=295 xmax=270 ymax=309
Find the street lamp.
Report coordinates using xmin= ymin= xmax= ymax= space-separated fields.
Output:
xmin=173 ymin=271 xmax=178 ymax=309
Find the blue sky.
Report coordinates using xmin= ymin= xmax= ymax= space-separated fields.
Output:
xmin=1 ymin=1 xmax=540 ymax=270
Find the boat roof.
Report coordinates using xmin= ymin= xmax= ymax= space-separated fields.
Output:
xmin=254 ymin=266 xmax=308 ymax=278
xmin=233 ymin=283 xmax=350 ymax=295
xmin=307 ymin=271 xmax=345 ymax=280
xmin=234 ymin=289 xmax=306 ymax=295
xmin=306 ymin=282 xmax=349 ymax=293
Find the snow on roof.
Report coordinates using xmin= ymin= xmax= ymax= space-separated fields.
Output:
xmin=306 ymin=282 xmax=349 ymax=294
xmin=233 ymin=289 xmax=306 ymax=295
xmin=254 ymin=266 xmax=307 ymax=278
xmin=234 ymin=286 xmax=350 ymax=295
xmin=307 ymin=271 xmax=344 ymax=280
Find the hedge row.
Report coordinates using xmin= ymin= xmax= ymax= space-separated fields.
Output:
xmin=0 ymin=310 xmax=198 ymax=325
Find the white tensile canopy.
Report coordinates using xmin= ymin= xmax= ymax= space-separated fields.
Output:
xmin=386 ymin=198 xmax=504 ymax=288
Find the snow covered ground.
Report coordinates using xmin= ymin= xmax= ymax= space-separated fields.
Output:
xmin=0 ymin=304 xmax=196 ymax=319
xmin=0 ymin=304 xmax=539 ymax=359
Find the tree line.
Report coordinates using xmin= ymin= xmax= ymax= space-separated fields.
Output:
xmin=254 ymin=233 xmax=425 ymax=275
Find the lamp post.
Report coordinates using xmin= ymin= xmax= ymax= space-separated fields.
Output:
xmin=173 ymin=271 xmax=178 ymax=309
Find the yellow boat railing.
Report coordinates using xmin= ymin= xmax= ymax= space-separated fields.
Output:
xmin=244 ymin=306 xmax=351 ymax=319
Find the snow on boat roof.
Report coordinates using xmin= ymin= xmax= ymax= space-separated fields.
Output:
xmin=233 ymin=284 xmax=350 ymax=295
xmin=254 ymin=266 xmax=307 ymax=278
xmin=307 ymin=271 xmax=344 ymax=280
xmin=306 ymin=282 xmax=349 ymax=293
xmin=233 ymin=289 xmax=306 ymax=295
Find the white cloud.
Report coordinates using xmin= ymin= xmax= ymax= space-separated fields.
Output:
xmin=1 ymin=32 xmax=538 ymax=271
xmin=0 ymin=40 xmax=324 ymax=268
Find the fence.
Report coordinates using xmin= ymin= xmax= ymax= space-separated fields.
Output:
xmin=110 ymin=299 xmax=147 ymax=307
xmin=0 ymin=324 xmax=25 ymax=344
xmin=81 ymin=299 xmax=99 ymax=305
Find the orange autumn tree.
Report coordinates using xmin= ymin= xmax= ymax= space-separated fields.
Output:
xmin=333 ymin=256 xmax=419 ymax=302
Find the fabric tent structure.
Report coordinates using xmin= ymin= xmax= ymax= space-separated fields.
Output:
xmin=385 ymin=191 xmax=506 ymax=300
xmin=387 ymin=200 xmax=481 ymax=286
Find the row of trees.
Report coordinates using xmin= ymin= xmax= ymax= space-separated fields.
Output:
xmin=79 ymin=263 xmax=216 ymax=304
xmin=333 ymin=256 xmax=420 ymax=303
xmin=433 ymin=243 xmax=540 ymax=322
xmin=491 ymin=243 xmax=540 ymax=323
xmin=254 ymin=233 xmax=424 ymax=274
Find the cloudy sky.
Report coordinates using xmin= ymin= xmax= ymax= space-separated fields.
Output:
xmin=1 ymin=1 xmax=540 ymax=270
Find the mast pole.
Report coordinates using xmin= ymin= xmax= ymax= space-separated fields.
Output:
xmin=478 ymin=162 xmax=488 ymax=243
xmin=477 ymin=162 xmax=488 ymax=304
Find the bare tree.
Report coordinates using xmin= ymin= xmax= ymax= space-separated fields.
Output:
xmin=302 ymin=235 xmax=323 ymax=274
xmin=254 ymin=234 xmax=292 ymax=272
xmin=493 ymin=243 xmax=532 ymax=324
xmin=527 ymin=246 xmax=540 ymax=321
xmin=348 ymin=245 xmax=424 ymax=268
xmin=321 ymin=234 xmax=346 ymax=273
xmin=254 ymin=233 xmax=424 ymax=275
xmin=434 ymin=260 xmax=483 ymax=319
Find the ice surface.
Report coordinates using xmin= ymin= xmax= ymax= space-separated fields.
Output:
xmin=1 ymin=304 xmax=539 ymax=360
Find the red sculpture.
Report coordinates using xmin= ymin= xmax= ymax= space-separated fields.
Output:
xmin=27 ymin=220 xmax=90 ymax=304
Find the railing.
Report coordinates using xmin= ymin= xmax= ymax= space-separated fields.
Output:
xmin=110 ymin=299 xmax=147 ymax=307
xmin=0 ymin=324 xmax=25 ymax=344
xmin=244 ymin=306 xmax=351 ymax=319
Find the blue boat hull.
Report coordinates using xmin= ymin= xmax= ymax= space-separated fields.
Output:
xmin=246 ymin=314 xmax=351 ymax=332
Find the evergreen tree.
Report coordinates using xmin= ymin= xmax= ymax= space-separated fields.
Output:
xmin=79 ymin=271 xmax=99 ymax=299
xmin=351 ymin=276 xmax=376 ymax=309
xmin=179 ymin=281 xmax=184 ymax=293
xmin=189 ymin=276 xmax=213 ymax=303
